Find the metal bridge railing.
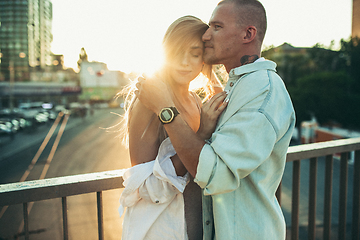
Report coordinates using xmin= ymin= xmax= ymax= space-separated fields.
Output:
xmin=1 ymin=138 xmax=360 ymax=240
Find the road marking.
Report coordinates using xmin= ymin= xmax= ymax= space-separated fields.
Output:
xmin=19 ymin=112 xmax=64 ymax=182
xmin=0 ymin=112 xmax=71 ymax=239
xmin=39 ymin=114 xmax=69 ymax=180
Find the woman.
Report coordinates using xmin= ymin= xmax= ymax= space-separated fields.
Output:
xmin=118 ymin=15 xmax=223 ymax=240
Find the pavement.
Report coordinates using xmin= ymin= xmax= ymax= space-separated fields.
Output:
xmin=0 ymin=108 xmax=112 ymax=163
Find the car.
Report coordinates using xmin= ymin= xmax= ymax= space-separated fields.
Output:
xmin=0 ymin=118 xmax=16 ymax=140
xmin=18 ymin=102 xmax=49 ymax=124
xmin=0 ymin=108 xmax=28 ymax=131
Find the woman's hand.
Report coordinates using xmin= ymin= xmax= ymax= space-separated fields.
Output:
xmin=197 ymin=91 xmax=228 ymax=140
xmin=135 ymin=75 xmax=174 ymax=114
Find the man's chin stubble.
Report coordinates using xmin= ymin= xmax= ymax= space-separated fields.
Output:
xmin=203 ymin=55 xmax=219 ymax=65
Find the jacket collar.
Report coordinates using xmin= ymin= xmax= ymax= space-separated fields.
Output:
xmin=214 ymin=59 xmax=277 ymax=133
xmin=224 ymin=59 xmax=277 ymax=92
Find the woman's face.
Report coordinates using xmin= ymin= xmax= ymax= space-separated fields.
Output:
xmin=167 ymin=39 xmax=204 ymax=85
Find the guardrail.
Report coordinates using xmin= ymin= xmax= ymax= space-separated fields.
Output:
xmin=1 ymin=138 xmax=360 ymax=240
xmin=278 ymin=137 xmax=360 ymax=240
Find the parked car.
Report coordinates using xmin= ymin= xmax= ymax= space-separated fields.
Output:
xmin=0 ymin=108 xmax=29 ymax=131
xmin=69 ymin=102 xmax=87 ymax=118
xmin=18 ymin=102 xmax=49 ymax=125
xmin=0 ymin=118 xmax=16 ymax=140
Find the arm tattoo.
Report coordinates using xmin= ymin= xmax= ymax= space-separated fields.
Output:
xmin=240 ymin=55 xmax=259 ymax=65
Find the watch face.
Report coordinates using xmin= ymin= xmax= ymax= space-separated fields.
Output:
xmin=161 ymin=109 xmax=172 ymax=121
xmin=160 ymin=108 xmax=173 ymax=123
xmin=159 ymin=107 xmax=179 ymax=124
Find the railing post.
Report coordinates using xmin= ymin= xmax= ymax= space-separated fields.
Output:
xmin=62 ymin=197 xmax=68 ymax=240
xmin=323 ymin=154 xmax=333 ymax=240
xmin=23 ymin=202 xmax=29 ymax=240
xmin=352 ymin=150 xmax=360 ymax=240
xmin=308 ymin=157 xmax=317 ymax=240
xmin=97 ymin=191 xmax=104 ymax=240
xmin=291 ymin=160 xmax=301 ymax=240
xmin=338 ymin=152 xmax=348 ymax=240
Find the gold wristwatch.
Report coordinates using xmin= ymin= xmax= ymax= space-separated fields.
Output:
xmin=158 ymin=107 xmax=179 ymax=124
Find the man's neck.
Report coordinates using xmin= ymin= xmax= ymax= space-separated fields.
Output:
xmin=224 ymin=53 xmax=261 ymax=73
xmin=240 ymin=55 xmax=259 ymax=66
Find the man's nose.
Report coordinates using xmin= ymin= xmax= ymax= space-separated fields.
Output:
xmin=202 ymin=28 xmax=211 ymax=41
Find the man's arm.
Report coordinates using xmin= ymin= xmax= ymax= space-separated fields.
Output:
xmin=128 ymin=98 xmax=187 ymax=176
xmin=135 ymin=77 xmax=227 ymax=177
xmin=162 ymin=115 xmax=204 ymax=177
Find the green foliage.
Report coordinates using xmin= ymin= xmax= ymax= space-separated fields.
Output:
xmin=288 ymin=71 xmax=358 ymax=127
xmin=263 ymin=38 xmax=360 ymax=129
xmin=340 ymin=37 xmax=360 ymax=92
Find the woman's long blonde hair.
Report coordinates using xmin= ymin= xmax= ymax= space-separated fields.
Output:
xmin=118 ymin=15 xmax=218 ymax=147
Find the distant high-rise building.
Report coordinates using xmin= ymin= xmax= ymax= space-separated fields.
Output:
xmin=353 ymin=0 xmax=360 ymax=38
xmin=0 ymin=0 xmax=53 ymax=82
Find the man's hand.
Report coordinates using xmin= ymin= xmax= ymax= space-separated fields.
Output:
xmin=197 ymin=91 xmax=228 ymax=140
xmin=135 ymin=75 xmax=174 ymax=114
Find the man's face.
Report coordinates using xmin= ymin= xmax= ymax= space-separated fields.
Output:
xmin=202 ymin=3 xmax=244 ymax=70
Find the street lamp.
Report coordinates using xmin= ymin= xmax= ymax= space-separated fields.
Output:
xmin=9 ymin=52 xmax=26 ymax=111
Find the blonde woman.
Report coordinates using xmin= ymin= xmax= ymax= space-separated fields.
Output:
xmin=118 ymin=16 xmax=224 ymax=240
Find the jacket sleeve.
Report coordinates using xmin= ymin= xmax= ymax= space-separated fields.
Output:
xmin=194 ymin=110 xmax=277 ymax=195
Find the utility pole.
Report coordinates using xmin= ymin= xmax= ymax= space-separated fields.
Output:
xmin=9 ymin=60 xmax=14 ymax=111
xmin=353 ymin=0 xmax=360 ymax=39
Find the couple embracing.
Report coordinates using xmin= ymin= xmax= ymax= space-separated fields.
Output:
xmin=118 ymin=0 xmax=295 ymax=239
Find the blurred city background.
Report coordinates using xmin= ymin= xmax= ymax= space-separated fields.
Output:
xmin=0 ymin=0 xmax=360 ymax=239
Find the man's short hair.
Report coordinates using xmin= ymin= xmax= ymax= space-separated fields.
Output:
xmin=219 ymin=0 xmax=267 ymax=46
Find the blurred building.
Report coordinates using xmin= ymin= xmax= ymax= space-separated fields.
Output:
xmin=79 ymin=61 xmax=129 ymax=103
xmin=0 ymin=0 xmax=53 ymax=82
xmin=0 ymin=1 xmax=82 ymax=109
xmin=0 ymin=81 xmax=81 ymax=108
xmin=51 ymin=53 xmax=64 ymax=71
xmin=353 ymin=0 xmax=360 ymax=38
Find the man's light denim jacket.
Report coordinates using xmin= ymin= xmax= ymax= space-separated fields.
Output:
xmin=194 ymin=59 xmax=296 ymax=240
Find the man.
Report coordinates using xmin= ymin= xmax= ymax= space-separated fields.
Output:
xmin=135 ymin=0 xmax=295 ymax=239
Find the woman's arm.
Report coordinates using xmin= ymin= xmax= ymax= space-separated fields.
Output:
xmin=128 ymin=98 xmax=161 ymax=166
xmin=128 ymin=98 xmax=187 ymax=176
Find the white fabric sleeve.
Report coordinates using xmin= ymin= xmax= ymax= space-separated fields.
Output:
xmin=118 ymin=161 xmax=154 ymax=217
xmin=139 ymin=138 xmax=189 ymax=204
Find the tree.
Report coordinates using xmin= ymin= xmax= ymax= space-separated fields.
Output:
xmin=263 ymin=39 xmax=360 ymax=130
xmin=289 ymin=71 xmax=359 ymax=129
xmin=340 ymin=37 xmax=360 ymax=93
xmin=77 ymin=47 xmax=88 ymax=69
xmin=307 ymin=43 xmax=348 ymax=73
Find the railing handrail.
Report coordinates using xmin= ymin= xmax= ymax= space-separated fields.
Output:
xmin=0 ymin=169 xmax=126 ymax=206
xmin=287 ymin=137 xmax=360 ymax=161
xmin=1 ymin=137 xmax=360 ymax=240
xmin=1 ymin=137 xmax=360 ymax=207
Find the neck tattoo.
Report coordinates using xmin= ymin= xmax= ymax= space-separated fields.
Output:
xmin=240 ymin=55 xmax=259 ymax=66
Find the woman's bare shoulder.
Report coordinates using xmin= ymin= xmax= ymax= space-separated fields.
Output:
xmin=128 ymin=98 xmax=160 ymax=165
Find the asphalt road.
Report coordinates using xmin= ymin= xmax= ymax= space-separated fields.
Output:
xmin=0 ymin=107 xmax=357 ymax=239
xmin=0 ymin=107 xmax=131 ymax=240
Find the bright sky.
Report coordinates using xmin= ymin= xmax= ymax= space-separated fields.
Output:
xmin=51 ymin=0 xmax=353 ymax=73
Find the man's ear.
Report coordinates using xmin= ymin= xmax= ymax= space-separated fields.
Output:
xmin=243 ymin=26 xmax=257 ymax=43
